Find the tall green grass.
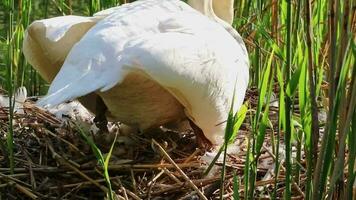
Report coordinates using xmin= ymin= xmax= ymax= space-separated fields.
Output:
xmin=3 ymin=0 xmax=15 ymax=174
xmin=232 ymin=0 xmax=355 ymax=199
xmin=0 ymin=0 xmax=355 ymax=199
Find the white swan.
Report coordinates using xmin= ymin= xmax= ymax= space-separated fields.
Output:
xmin=23 ymin=0 xmax=249 ymax=147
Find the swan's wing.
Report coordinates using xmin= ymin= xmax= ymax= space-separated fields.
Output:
xmin=22 ymin=11 xmax=123 ymax=113
xmin=23 ymin=16 xmax=103 ymax=82
xmin=22 ymin=0 xmax=184 ymax=83
xmin=37 ymin=0 xmax=195 ymax=106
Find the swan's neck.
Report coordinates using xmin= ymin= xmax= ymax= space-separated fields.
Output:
xmin=188 ymin=0 xmax=234 ymax=25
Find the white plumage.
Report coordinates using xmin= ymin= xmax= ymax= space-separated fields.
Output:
xmin=24 ymin=0 xmax=249 ymax=146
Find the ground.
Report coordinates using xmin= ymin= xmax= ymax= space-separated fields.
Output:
xmin=0 ymin=89 xmax=313 ymax=199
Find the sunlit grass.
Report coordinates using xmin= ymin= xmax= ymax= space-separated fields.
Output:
xmin=232 ymin=0 xmax=355 ymax=199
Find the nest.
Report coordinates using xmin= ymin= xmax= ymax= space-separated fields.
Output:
xmin=0 ymin=90 xmax=306 ymax=199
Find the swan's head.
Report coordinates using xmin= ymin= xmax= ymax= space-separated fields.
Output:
xmin=187 ymin=0 xmax=234 ymax=25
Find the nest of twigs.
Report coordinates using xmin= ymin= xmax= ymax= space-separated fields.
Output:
xmin=0 ymin=89 xmax=306 ymax=199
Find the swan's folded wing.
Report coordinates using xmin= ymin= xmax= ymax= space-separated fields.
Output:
xmin=23 ymin=16 xmax=100 ymax=82
xmin=36 ymin=23 xmax=130 ymax=107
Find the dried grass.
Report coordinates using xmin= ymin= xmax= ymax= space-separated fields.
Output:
xmin=0 ymin=90 xmax=310 ymax=199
